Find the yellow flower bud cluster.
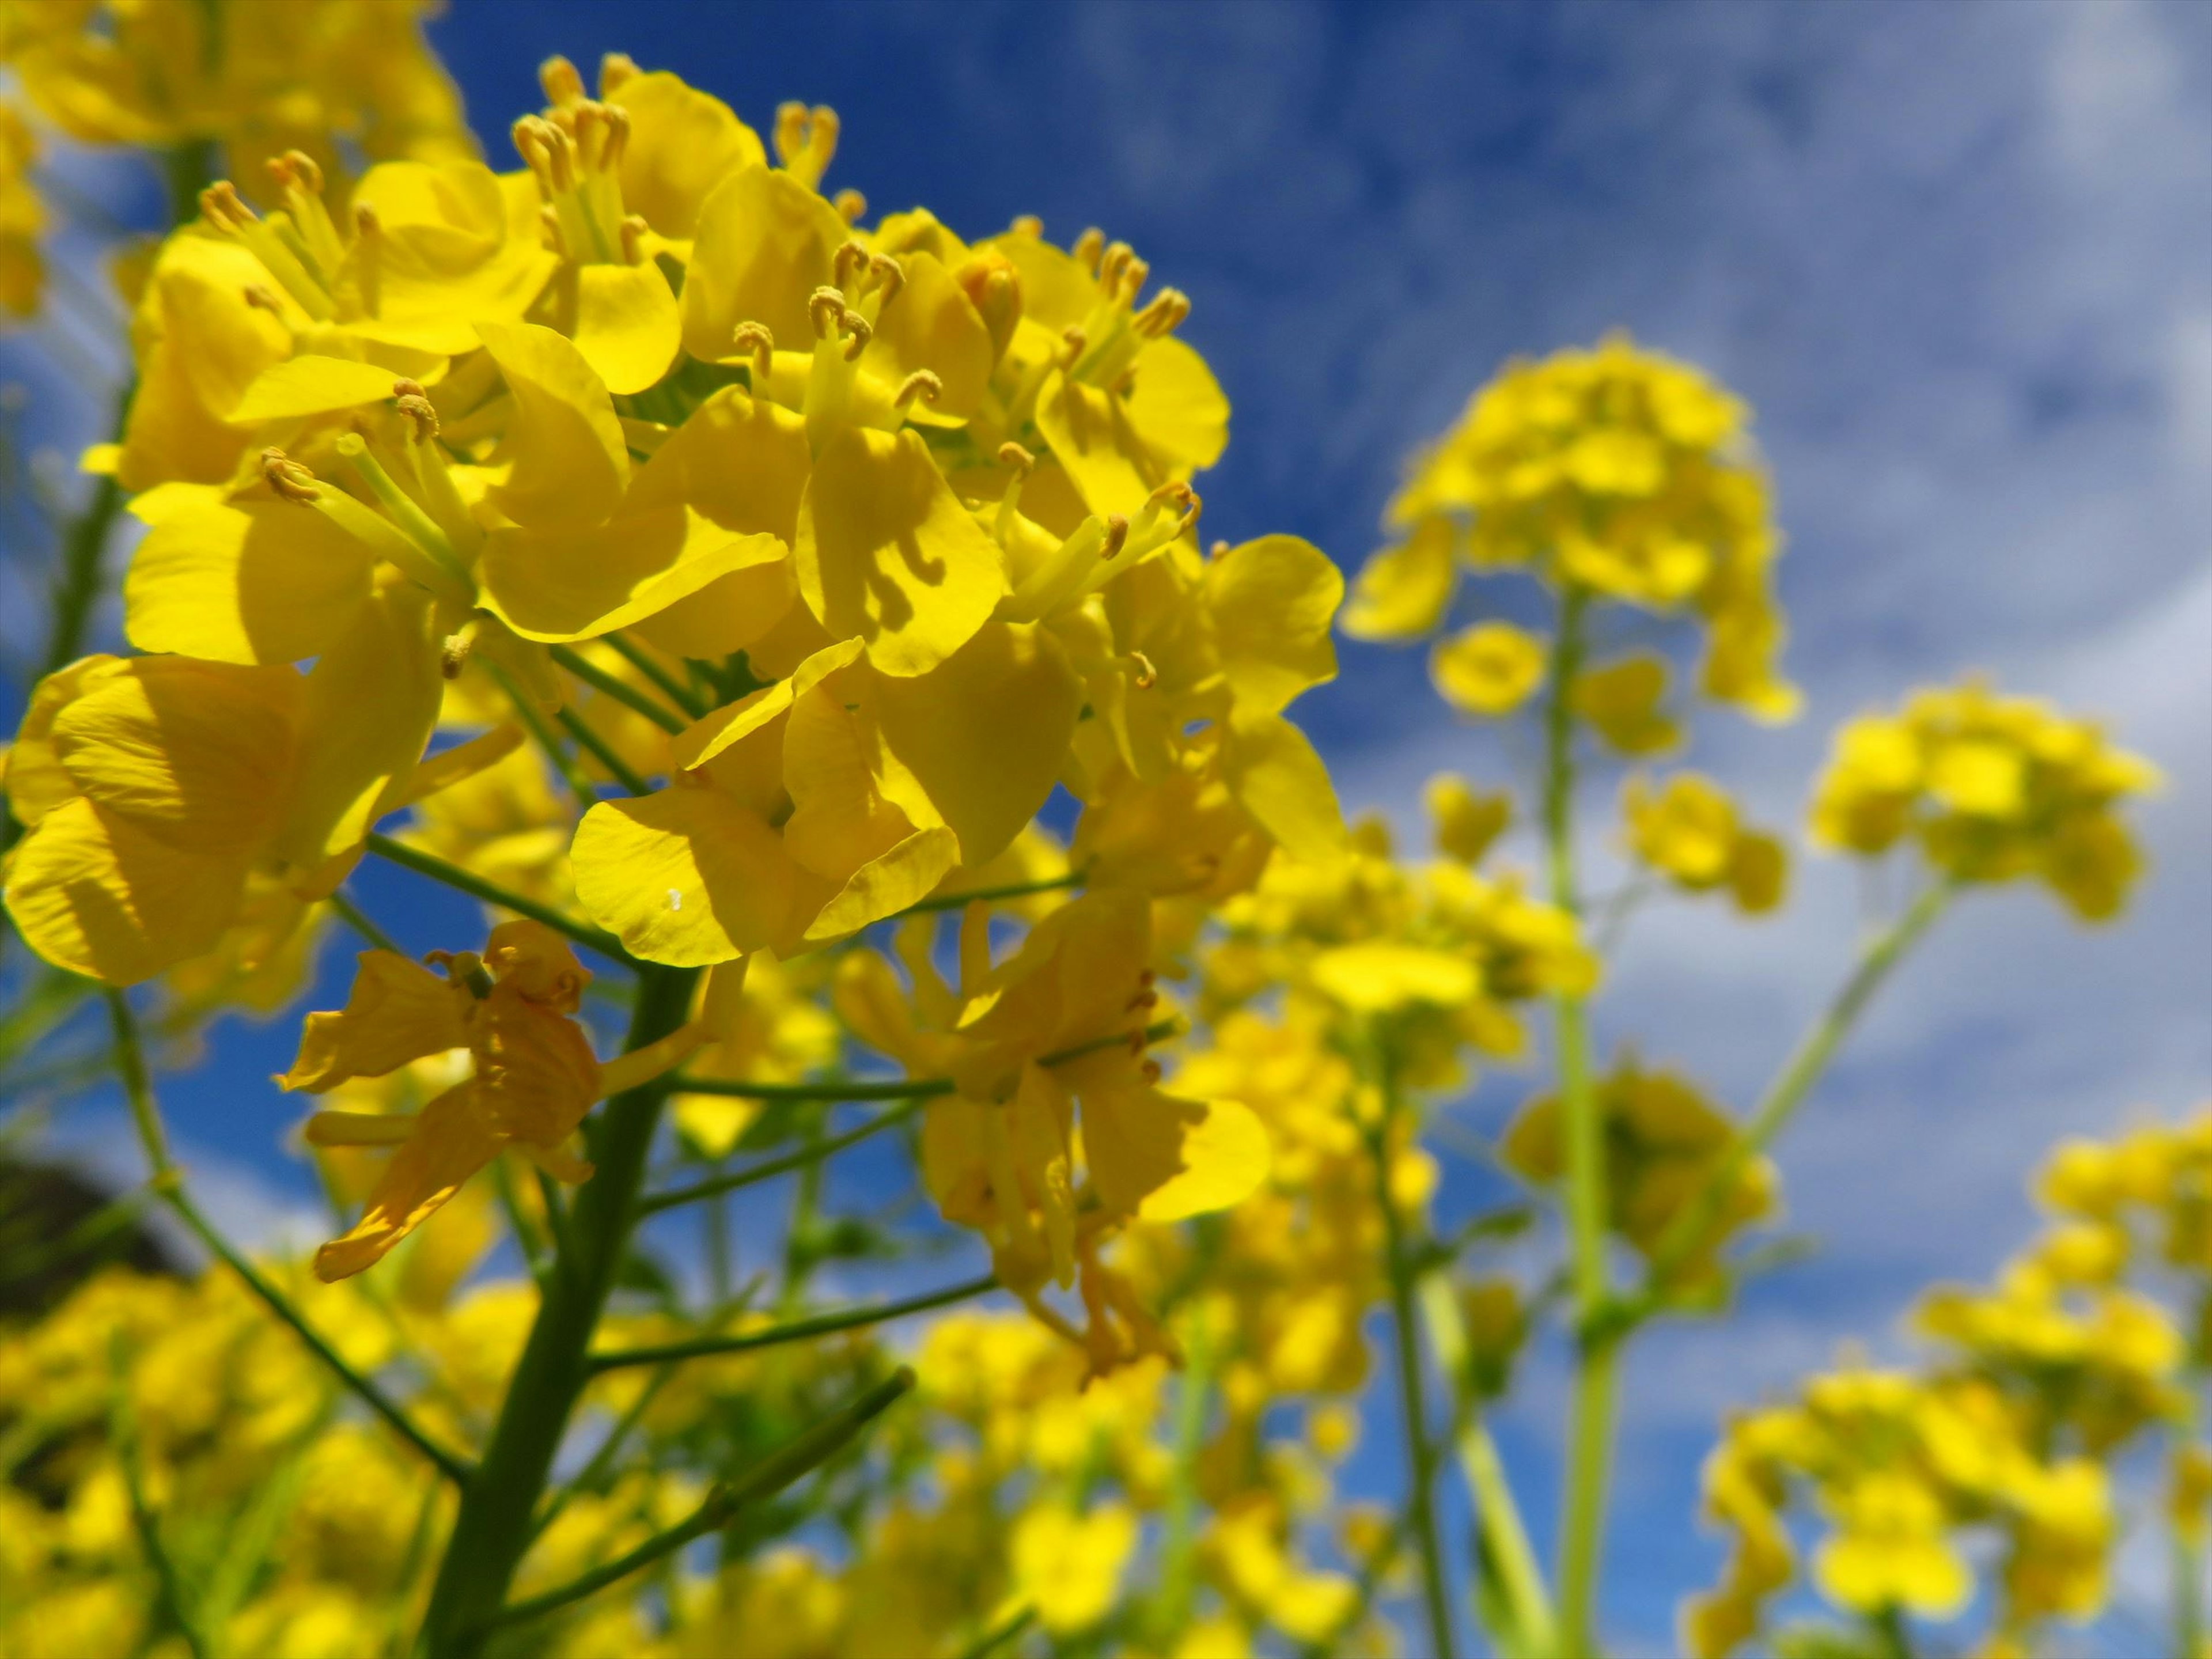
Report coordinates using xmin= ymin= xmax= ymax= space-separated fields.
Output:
xmin=1344 ymin=331 xmax=1798 ymax=724
xmin=1687 ymin=1107 xmax=2212 ymax=1658
xmin=1811 ymin=677 xmax=2160 ymax=919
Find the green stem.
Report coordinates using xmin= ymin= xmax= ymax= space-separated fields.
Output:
xmin=555 ymin=705 xmax=652 ymax=797
xmin=550 ymin=643 xmax=690 ymax=735
xmin=1543 ymin=585 xmax=1615 ymax=1659
xmin=1151 ymin=1309 xmax=1214 ymax=1642
xmin=1418 ymin=1276 xmax=1555 ymax=1658
xmin=1370 ymin=1048 xmax=1459 ymax=1659
xmin=484 ymin=659 xmax=600 ymax=810
xmin=363 ymin=832 xmax=635 ymax=965
xmin=476 ymin=1367 xmax=915 ymax=1635
xmin=1637 ymin=881 xmax=1953 ymax=1297
xmin=415 ymin=965 xmax=700 ymax=1656
xmin=640 ymin=1100 xmax=925 ymax=1215
xmin=325 ymin=889 xmax=402 ymax=956
xmin=103 ymin=991 xmax=471 ymax=1485
xmin=896 ymin=867 xmax=1087 ymax=916
xmin=603 ymin=631 xmax=705 ymax=719
xmin=113 ymin=1357 xmax=213 ymax=1659
xmin=960 ymin=1606 xmax=1038 ymax=1659
xmin=586 ymin=1273 xmax=997 ymax=1373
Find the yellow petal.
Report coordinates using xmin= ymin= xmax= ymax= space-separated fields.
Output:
xmin=862 ymin=250 xmax=993 ymax=420
xmin=608 ymin=70 xmax=767 ymax=238
xmin=1342 ymin=517 xmax=1458 ymax=641
xmin=125 ymin=493 xmax=376 ymax=665
xmin=313 ymin=1082 xmax=505 ymax=1281
xmin=1204 ymin=535 xmax=1342 ymax=715
xmin=626 ymin=385 xmax=809 ymax=542
xmin=1079 ymin=1066 xmax=1271 ymax=1222
xmin=272 ymin=581 xmax=442 ymax=880
xmin=573 ymin=786 xmax=794 ymax=966
xmin=474 ymin=320 xmax=631 ymax=529
xmin=3 ymin=796 xmax=249 ymax=984
xmin=793 ymin=425 xmax=1007 ymax=677
xmin=877 ymin=620 xmax=1084 ymax=866
xmin=228 ymin=354 xmax=408 ymax=423
xmin=283 ymin=950 xmax=471 ymax=1092
xmin=1034 ymin=369 xmax=1163 ymax=519
xmin=345 ymin=161 xmax=556 ymax=355
xmin=478 ymin=505 xmax=786 ymax=643
xmin=1308 ymin=942 xmax=1480 ymax=1011
xmin=50 ymin=656 xmax=301 ymax=852
xmin=679 ymin=164 xmax=849 ymax=362
xmin=565 ymin=260 xmax=682 ymax=396
xmin=1430 ymin=622 xmax=1548 ymax=717
xmin=1219 ymin=710 xmax=1347 ymax=863
xmin=795 ymin=824 xmax=960 ymax=946
xmin=1122 ymin=334 xmax=1228 ymax=474
xmin=4 ymin=654 xmax=121 ymax=830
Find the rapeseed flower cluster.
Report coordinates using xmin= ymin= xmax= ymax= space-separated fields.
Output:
xmin=1811 ymin=677 xmax=2160 ymax=919
xmin=1344 ymin=332 xmax=1797 ymax=725
xmin=1688 ymin=1109 xmax=2212 ymax=1659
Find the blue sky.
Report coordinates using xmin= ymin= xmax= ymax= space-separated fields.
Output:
xmin=5 ymin=2 xmax=2210 ymax=1650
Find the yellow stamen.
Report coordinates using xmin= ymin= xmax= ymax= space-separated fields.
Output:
xmin=834 ymin=188 xmax=867 ymax=224
xmin=892 ymin=369 xmax=942 ymax=410
xmin=1009 ymin=214 xmax=1043 ymax=238
xmin=731 ymin=320 xmax=774 ymax=380
xmin=540 ymin=54 xmax=587 ymax=107
xmin=262 ymin=447 xmax=321 ymax=503
xmin=1100 ymin=513 xmax=1130 ymax=560
xmin=597 ymin=52 xmax=638 ymax=96
xmin=1072 ymin=226 xmax=1105 ymax=273
xmin=619 ymin=213 xmax=649 ymax=264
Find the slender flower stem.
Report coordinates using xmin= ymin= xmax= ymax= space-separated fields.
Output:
xmin=640 ymin=1100 xmax=925 ymax=1215
xmin=1637 ymin=880 xmax=1954 ymax=1298
xmin=416 ymin=965 xmax=700 ymax=1656
xmin=960 ymin=1607 xmax=1039 ymax=1659
xmin=113 ymin=1367 xmax=213 ymax=1659
xmin=896 ymin=867 xmax=1087 ymax=916
xmin=555 ymin=705 xmax=652 ymax=796
xmin=1151 ymin=1309 xmax=1215 ymax=1642
xmin=103 ymin=991 xmax=472 ymax=1485
xmin=1369 ymin=1048 xmax=1459 ymax=1659
xmin=550 ymin=643 xmax=690 ymax=734
xmin=1541 ymin=584 xmax=1618 ymax=1659
xmin=585 ymin=1274 xmax=998 ymax=1373
xmin=603 ymin=631 xmax=705 ymax=718
xmin=363 ymin=832 xmax=635 ymax=965
xmin=478 ymin=1368 xmax=916 ymax=1634
xmin=1418 ymin=1276 xmax=1555 ymax=1657
xmin=484 ymin=660 xmax=600 ymax=810
xmin=325 ymin=889 xmax=402 ymax=956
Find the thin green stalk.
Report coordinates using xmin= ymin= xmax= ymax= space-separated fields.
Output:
xmin=555 ymin=704 xmax=652 ymax=797
xmin=416 ymin=965 xmax=700 ymax=1656
xmin=2177 ymin=1527 xmax=2203 ymax=1659
xmin=363 ymin=832 xmax=635 ymax=965
xmin=103 ymin=991 xmax=472 ymax=1485
xmin=550 ymin=643 xmax=690 ymax=734
xmin=1543 ymin=584 xmax=1615 ymax=1659
xmin=484 ymin=659 xmax=600 ymax=809
xmin=326 ymin=889 xmax=403 ymax=956
xmin=896 ymin=867 xmax=1087 ymax=916
xmin=639 ymin=1100 xmax=925 ymax=1215
xmin=1150 ymin=1310 xmax=1214 ymax=1642
xmin=1369 ymin=1050 xmax=1459 ymax=1659
xmin=1418 ymin=1275 xmax=1555 ymax=1658
xmin=113 ymin=1357 xmax=213 ymax=1659
xmin=1637 ymin=880 xmax=1953 ymax=1298
xmin=586 ymin=1273 xmax=997 ymax=1373
xmin=476 ymin=1367 xmax=916 ymax=1634
xmin=603 ymin=631 xmax=705 ymax=718
xmin=529 ymin=1365 xmax=679 ymax=1544
xmin=960 ymin=1606 xmax=1038 ymax=1659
